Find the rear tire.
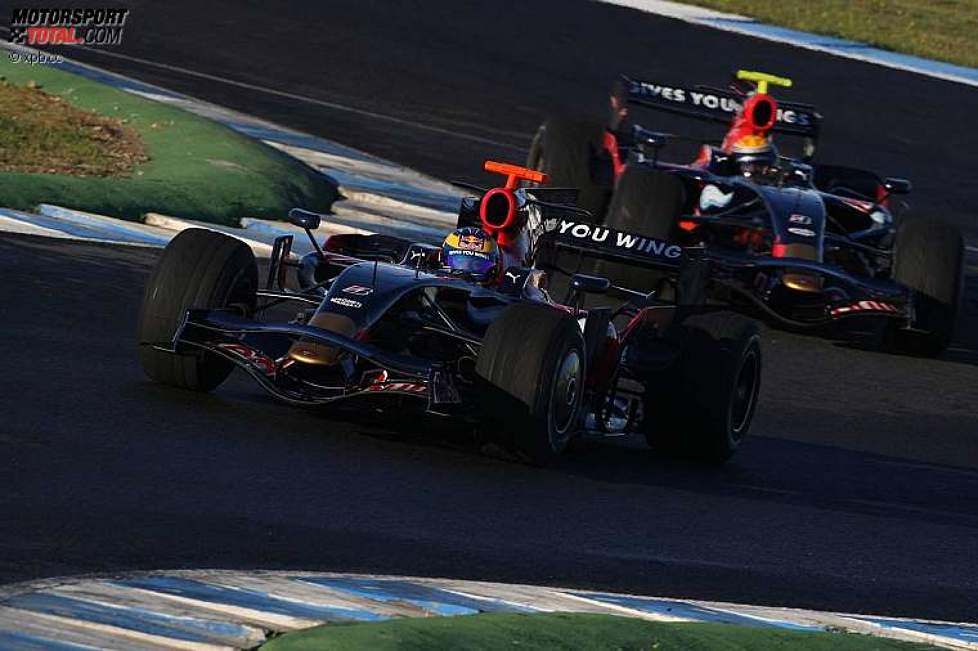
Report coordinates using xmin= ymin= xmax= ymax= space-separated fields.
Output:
xmin=137 ymin=228 xmax=258 ymax=391
xmin=886 ymin=216 xmax=964 ymax=356
xmin=597 ymin=166 xmax=686 ymax=292
xmin=527 ymin=117 xmax=613 ymax=221
xmin=476 ymin=304 xmax=585 ymax=465
xmin=528 ymin=118 xmax=615 ymax=297
xmin=643 ymin=312 xmax=761 ymax=462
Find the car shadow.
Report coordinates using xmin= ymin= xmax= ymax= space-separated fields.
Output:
xmin=260 ymin=394 xmax=978 ymax=535
xmin=830 ymin=264 xmax=978 ymax=366
xmin=555 ymin=434 xmax=975 ymax=520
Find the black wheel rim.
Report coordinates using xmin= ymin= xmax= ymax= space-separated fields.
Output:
xmin=730 ymin=344 xmax=760 ymax=438
xmin=549 ymin=348 xmax=582 ymax=444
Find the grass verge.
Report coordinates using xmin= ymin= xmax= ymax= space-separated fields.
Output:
xmin=0 ymin=79 xmax=147 ymax=175
xmin=260 ymin=612 xmax=940 ymax=650
xmin=0 ymin=58 xmax=337 ymax=226
xmin=678 ymin=0 xmax=978 ymax=69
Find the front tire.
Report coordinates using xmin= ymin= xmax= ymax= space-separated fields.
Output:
xmin=886 ymin=216 xmax=964 ymax=356
xmin=476 ymin=304 xmax=585 ymax=465
xmin=137 ymin=228 xmax=258 ymax=391
xmin=643 ymin=312 xmax=762 ymax=462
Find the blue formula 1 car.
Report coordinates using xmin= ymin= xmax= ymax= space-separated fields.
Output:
xmin=137 ymin=162 xmax=762 ymax=464
xmin=529 ymin=70 xmax=965 ymax=356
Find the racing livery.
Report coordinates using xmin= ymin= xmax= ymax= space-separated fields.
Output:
xmin=529 ymin=70 xmax=965 ymax=356
xmin=137 ymin=162 xmax=762 ymax=464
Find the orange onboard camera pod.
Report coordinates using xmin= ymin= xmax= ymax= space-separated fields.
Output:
xmin=478 ymin=161 xmax=549 ymax=233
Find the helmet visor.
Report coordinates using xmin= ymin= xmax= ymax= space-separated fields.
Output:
xmin=444 ymin=249 xmax=496 ymax=278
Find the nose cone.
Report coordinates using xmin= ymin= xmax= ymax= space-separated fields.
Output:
xmin=782 ymin=272 xmax=822 ymax=293
xmin=776 ymin=243 xmax=822 ymax=293
xmin=288 ymin=312 xmax=358 ymax=365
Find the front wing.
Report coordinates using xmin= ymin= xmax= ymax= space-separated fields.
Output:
xmin=156 ymin=309 xmax=462 ymax=408
xmin=704 ymin=252 xmax=914 ymax=328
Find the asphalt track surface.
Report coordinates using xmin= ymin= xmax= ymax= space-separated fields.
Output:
xmin=2 ymin=0 xmax=978 ymax=623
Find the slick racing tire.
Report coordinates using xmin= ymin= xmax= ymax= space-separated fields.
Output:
xmin=528 ymin=117 xmax=614 ymax=296
xmin=886 ymin=216 xmax=964 ymax=356
xmin=476 ymin=303 xmax=585 ymax=466
xmin=643 ymin=311 xmax=761 ymax=462
xmin=596 ymin=166 xmax=686 ymax=294
xmin=137 ymin=228 xmax=258 ymax=391
xmin=527 ymin=117 xmax=613 ymax=221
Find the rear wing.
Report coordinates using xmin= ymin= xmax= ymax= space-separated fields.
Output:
xmin=614 ymin=75 xmax=821 ymax=140
xmin=536 ymin=217 xmax=683 ymax=272
xmin=455 ymin=188 xmax=684 ymax=273
xmin=525 ymin=190 xmax=683 ymax=273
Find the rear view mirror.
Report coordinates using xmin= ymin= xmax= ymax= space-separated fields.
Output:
xmin=288 ymin=208 xmax=323 ymax=230
xmin=632 ymin=125 xmax=670 ymax=150
xmin=883 ymin=177 xmax=912 ymax=195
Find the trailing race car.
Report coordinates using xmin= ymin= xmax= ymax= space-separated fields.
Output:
xmin=529 ymin=70 xmax=965 ymax=356
xmin=137 ymin=161 xmax=762 ymax=464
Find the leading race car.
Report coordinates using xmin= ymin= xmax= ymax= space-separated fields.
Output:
xmin=529 ymin=70 xmax=965 ymax=356
xmin=136 ymin=162 xmax=762 ymax=464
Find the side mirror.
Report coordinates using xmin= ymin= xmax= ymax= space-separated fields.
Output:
xmin=570 ymin=273 xmax=611 ymax=295
xmin=401 ymin=243 xmax=440 ymax=268
xmin=632 ymin=125 xmax=670 ymax=150
xmin=288 ymin=208 xmax=322 ymax=230
xmin=883 ymin=177 xmax=912 ymax=195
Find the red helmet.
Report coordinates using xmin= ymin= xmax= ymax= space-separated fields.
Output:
xmin=731 ymin=134 xmax=778 ymax=179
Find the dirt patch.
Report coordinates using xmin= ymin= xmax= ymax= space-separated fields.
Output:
xmin=0 ymin=79 xmax=148 ymax=176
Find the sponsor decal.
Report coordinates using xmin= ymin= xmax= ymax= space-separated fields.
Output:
xmin=631 ymin=81 xmax=690 ymax=104
xmin=364 ymin=381 xmax=428 ymax=395
xmin=550 ymin=219 xmax=682 ymax=259
xmin=217 ymin=343 xmax=276 ymax=375
xmin=330 ymin=297 xmax=362 ymax=309
xmin=776 ymin=108 xmax=811 ymax=126
xmin=446 ymin=227 xmax=494 ymax=254
xmin=700 ymin=184 xmax=734 ymax=210
xmin=446 ymin=249 xmax=490 ymax=260
xmin=458 ymin=232 xmax=485 ymax=251
xmin=831 ymin=300 xmax=901 ymax=317
xmin=8 ymin=7 xmax=129 ymax=47
xmin=787 ymin=227 xmax=816 ymax=238
xmin=505 ymin=270 xmax=520 ymax=283
xmin=524 ymin=203 xmax=543 ymax=242
xmin=690 ymin=91 xmax=741 ymax=113
xmin=342 ymin=285 xmax=373 ymax=296
xmin=789 ymin=213 xmax=813 ymax=225
xmin=628 ymin=80 xmax=813 ymax=127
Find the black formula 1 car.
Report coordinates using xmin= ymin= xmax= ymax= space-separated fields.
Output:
xmin=137 ymin=162 xmax=762 ymax=464
xmin=529 ymin=70 xmax=965 ymax=356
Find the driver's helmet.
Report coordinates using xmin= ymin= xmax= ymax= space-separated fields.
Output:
xmin=731 ymin=134 xmax=778 ymax=179
xmin=442 ymin=227 xmax=500 ymax=284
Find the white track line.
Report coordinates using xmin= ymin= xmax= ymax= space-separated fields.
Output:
xmin=596 ymin=0 xmax=978 ymax=88
xmin=0 ymin=32 xmax=524 ymax=151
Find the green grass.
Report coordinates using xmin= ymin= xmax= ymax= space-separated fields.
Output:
xmin=0 ymin=59 xmax=337 ymax=226
xmin=0 ymin=80 xmax=147 ymax=176
xmin=679 ymin=0 xmax=978 ymax=68
xmin=261 ymin=612 xmax=941 ymax=650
